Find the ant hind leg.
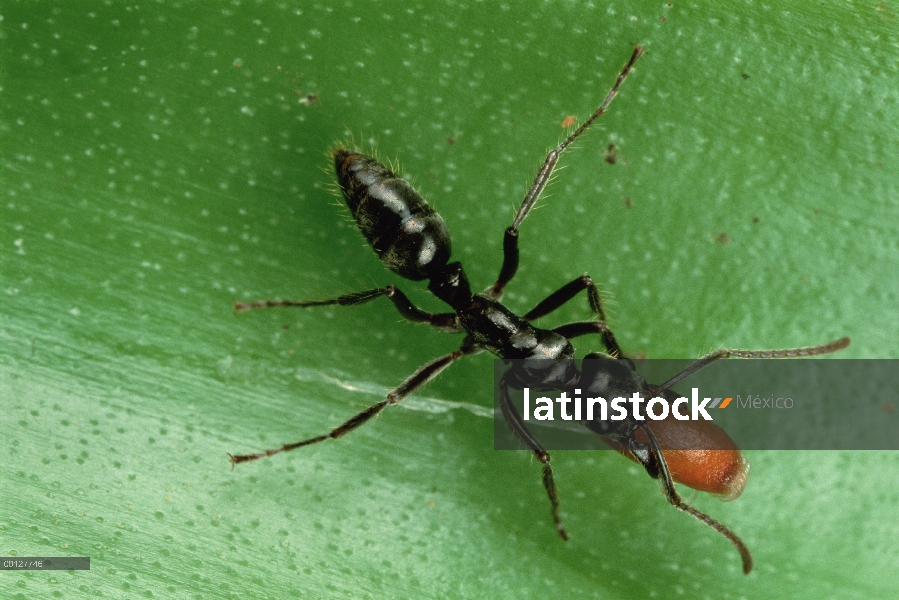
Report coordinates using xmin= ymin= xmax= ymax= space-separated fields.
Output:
xmin=230 ymin=347 xmax=470 ymax=465
xmin=499 ymin=377 xmax=569 ymax=541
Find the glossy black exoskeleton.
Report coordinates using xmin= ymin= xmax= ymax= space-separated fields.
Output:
xmin=231 ymin=47 xmax=850 ymax=574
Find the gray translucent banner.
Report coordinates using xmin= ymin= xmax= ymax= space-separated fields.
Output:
xmin=0 ymin=557 xmax=90 ymax=570
xmin=493 ymin=359 xmax=899 ymax=450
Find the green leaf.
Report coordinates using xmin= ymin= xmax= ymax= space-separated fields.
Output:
xmin=3 ymin=2 xmax=898 ymax=598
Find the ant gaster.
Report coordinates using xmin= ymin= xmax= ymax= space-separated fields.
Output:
xmin=231 ymin=47 xmax=850 ymax=574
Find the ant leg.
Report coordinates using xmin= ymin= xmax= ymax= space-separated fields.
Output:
xmin=524 ymin=274 xmax=608 ymax=321
xmin=638 ymin=424 xmax=754 ymax=574
xmin=499 ymin=377 xmax=570 ymax=541
xmin=230 ymin=347 xmax=469 ymax=465
xmin=654 ymin=337 xmax=851 ymax=394
xmin=524 ymin=274 xmax=622 ymax=356
xmin=486 ymin=46 xmax=644 ymax=299
xmin=552 ymin=321 xmax=623 ymax=358
xmin=235 ymin=285 xmax=460 ymax=333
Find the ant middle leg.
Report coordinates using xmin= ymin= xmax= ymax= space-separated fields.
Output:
xmin=230 ymin=346 xmax=471 ymax=465
xmin=485 ymin=46 xmax=644 ymax=299
xmin=499 ymin=377 xmax=570 ymax=541
xmin=235 ymin=285 xmax=461 ymax=333
xmin=523 ymin=274 xmax=623 ymax=356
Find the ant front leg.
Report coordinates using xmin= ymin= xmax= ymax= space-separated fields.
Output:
xmin=485 ymin=46 xmax=644 ymax=300
xmin=230 ymin=346 xmax=471 ymax=465
xmin=552 ymin=321 xmax=623 ymax=358
xmin=499 ymin=377 xmax=569 ymax=541
xmin=523 ymin=274 xmax=623 ymax=357
xmin=235 ymin=285 xmax=461 ymax=333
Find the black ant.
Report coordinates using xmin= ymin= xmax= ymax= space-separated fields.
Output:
xmin=231 ymin=46 xmax=850 ymax=574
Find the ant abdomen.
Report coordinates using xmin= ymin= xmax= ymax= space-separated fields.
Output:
xmin=333 ymin=149 xmax=452 ymax=281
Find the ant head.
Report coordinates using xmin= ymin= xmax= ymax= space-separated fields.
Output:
xmin=428 ymin=262 xmax=472 ymax=310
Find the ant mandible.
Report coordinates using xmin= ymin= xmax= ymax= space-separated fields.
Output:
xmin=231 ymin=46 xmax=850 ymax=574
